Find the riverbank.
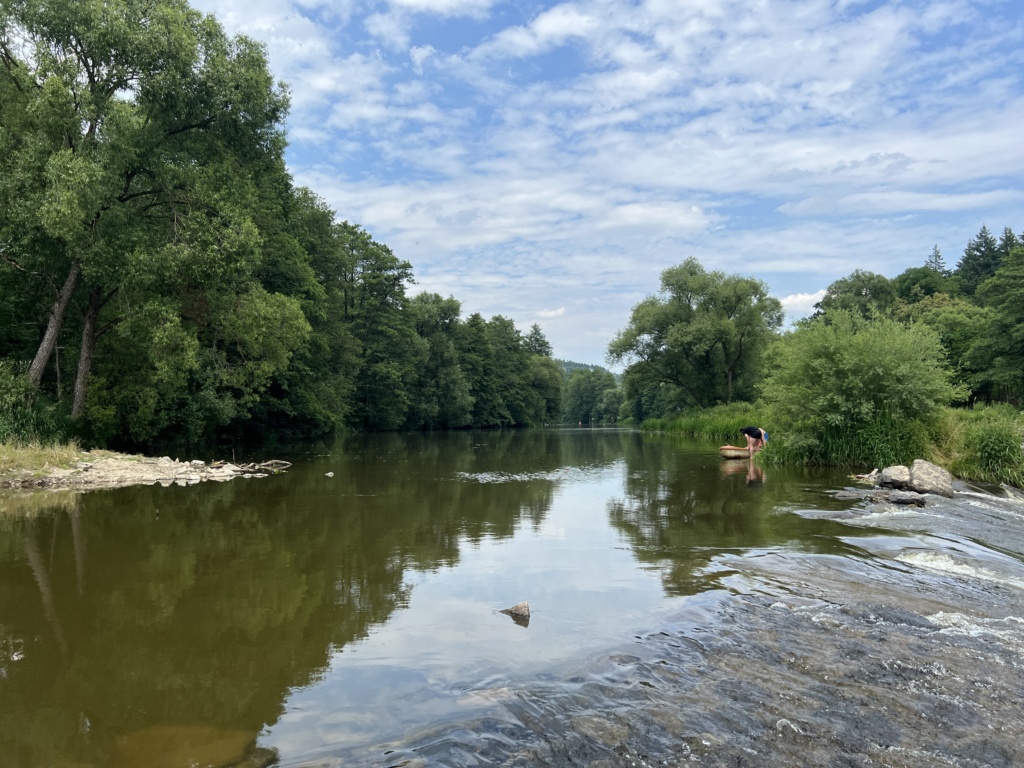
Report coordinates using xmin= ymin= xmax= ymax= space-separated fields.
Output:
xmin=0 ymin=441 xmax=288 ymax=491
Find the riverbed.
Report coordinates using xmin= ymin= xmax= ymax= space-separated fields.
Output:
xmin=1 ymin=429 xmax=1022 ymax=767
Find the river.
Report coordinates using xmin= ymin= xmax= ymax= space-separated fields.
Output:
xmin=1 ymin=429 xmax=1022 ymax=767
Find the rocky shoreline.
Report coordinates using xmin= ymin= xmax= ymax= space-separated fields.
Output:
xmin=1 ymin=453 xmax=290 ymax=492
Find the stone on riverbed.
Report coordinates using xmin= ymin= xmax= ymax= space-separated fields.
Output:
xmin=879 ymin=465 xmax=911 ymax=490
xmin=878 ymin=460 xmax=954 ymax=498
xmin=909 ymin=459 xmax=954 ymax=498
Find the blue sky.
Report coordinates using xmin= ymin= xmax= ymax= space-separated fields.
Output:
xmin=191 ymin=0 xmax=1024 ymax=367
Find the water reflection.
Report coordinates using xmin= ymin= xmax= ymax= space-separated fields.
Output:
xmin=0 ymin=429 xmax=872 ymax=767
xmin=608 ymin=433 xmax=855 ymax=595
xmin=0 ymin=430 xmax=628 ymax=767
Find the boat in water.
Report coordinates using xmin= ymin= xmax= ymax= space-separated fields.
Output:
xmin=719 ymin=445 xmax=752 ymax=459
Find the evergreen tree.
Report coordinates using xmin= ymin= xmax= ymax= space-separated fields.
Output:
xmin=956 ymin=225 xmax=1001 ymax=296
xmin=925 ymin=245 xmax=948 ymax=275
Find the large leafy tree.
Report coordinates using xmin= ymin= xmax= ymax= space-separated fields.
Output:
xmin=970 ymin=245 xmax=1024 ymax=403
xmin=607 ymin=258 xmax=783 ymax=408
xmin=405 ymin=293 xmax=472 ymax=430
xmin=813 ymin=270 xmax=897 ymax=318
xmin=0 ymin=0 xmax=295 ymax=424
xmin=561 ymin=368 xmax=618 ymax=425
xmin=340 ymin=223 xmax=418 ymax=431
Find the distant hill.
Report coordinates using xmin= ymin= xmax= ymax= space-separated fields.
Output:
xmin=556 ymin=359 xmax=620 ymax=382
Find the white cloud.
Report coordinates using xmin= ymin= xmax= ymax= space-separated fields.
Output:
xmin=779 ymin=290 xmax=827 ymax=319
xmin=389 ymin=0 xmax=494 ymax=18
xmin=192 ymin=0 xmax=1024 ymax=364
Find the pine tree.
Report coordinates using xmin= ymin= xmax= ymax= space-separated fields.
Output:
xmin=924 ymin=245 xmax=948 ymax=275
xmin=956 ymin=225 xmax=1001 ymax=296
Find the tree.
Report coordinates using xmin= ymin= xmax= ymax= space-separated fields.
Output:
xmin=924 ymin=245 xmax=949 ymax=275
xmin=760 ymin=311 xmax=966 ymax=466
xmin=896 ymin=293 xmax=993 ymax=401
xmin=607 ymin=258 xmax=783 ymax=408
xmin=406 ymin=293 xmax=472 ymax=430
xmin=562 ymin=368 xmax=618 ymax=425
xmin=813 ymin=270 xmax=897 ymax=318
xmin=342 ymin=224 xmax=418 ymax=431
xmin=0 ymin=0 xmax=294 ymax=424
xmin=524 ymin=323 xmax=553 ymax=357
xmin=970 ymin=245 xmax=1024 ymax=403
xmin=956 ymin=225 xmax=1001 ymax=296
xmin=892 ymin=266 xmax=951 ymax=305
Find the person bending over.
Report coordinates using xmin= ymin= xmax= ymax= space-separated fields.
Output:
xmin=739 ymin=426 xmax=768 ymax=456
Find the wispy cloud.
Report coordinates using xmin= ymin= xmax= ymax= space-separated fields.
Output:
xmin=191 ymin=0 xmax=1024 ymax=364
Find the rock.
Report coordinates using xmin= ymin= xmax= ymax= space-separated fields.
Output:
xmin=886 ymin=490 xmax=927 ymax=506
xmin=879 ymin=465 xmax=911 ymax=490
xmin=325 ymin=472 xmax=334 ymax=477
xmin=909 ymin=459 xmax=954 ymax=498
xmin=500 ymin=601 xmax=531 ymax=628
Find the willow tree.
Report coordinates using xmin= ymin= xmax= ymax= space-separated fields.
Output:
xmin=0 ymin=0 xmax=295 ymax=420
xmin=607 ymin=258 xmax=783 ymax=408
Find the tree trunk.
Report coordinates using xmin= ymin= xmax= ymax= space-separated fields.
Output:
xmin=28 ymin=259 xmax=81 ymax=389
xmin=71 ymin=286 xmax=102 ymax=421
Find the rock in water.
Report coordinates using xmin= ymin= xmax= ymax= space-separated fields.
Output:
xmin=879 ymin=465 xmax=912 ymax=490
xmin=500 ymin=601 xmax=530 ymax=627
xmin=909 ymin=459 xmax=954 ymax=497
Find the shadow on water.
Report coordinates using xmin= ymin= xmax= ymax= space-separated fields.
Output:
xmin=1 ymin=429 xmax=1022 ymax=767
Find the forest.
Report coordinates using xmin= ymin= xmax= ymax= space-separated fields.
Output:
xmin=0 ymin=0 xmax=562 ymax=451
xmin=2 ymin=0 xmax=1022 ymax=475
xmin=606 ymin=226 xmax=1024 ymax=480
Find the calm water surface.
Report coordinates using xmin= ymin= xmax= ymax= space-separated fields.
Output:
xmin=2 ymin=429 xmax=1023 ymax=767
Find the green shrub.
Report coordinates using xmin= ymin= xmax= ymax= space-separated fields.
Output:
xmin=939 ymin=404 xmax=1024 ymax=487
xmin=760 ymin=311 xmax=965 ymax=467
xmin=0 ymin=360 xmax=66 ymax=443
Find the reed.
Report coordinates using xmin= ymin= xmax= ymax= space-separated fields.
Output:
xmin=0 ymin=439 xmax=85 ymax=476
xmin=643 ymin=403 xmax=764 ymax=440
xmin=933 ymin=404 xmax=1024 ymax=487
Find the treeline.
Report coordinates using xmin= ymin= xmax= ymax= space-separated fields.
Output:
xmin=0 ymin=0 xmax=560 ymax=450
xmin=605 ymin=226 xmax=1024 ymax=479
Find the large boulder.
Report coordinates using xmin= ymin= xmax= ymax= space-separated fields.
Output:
xmin=909 ymin=459 xmax=954 ymax=497
xmin=879 ymin=465 xmax=911 ymax=490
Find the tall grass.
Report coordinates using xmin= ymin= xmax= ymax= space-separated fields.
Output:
xmin=0 ymin=439 xmax=85 ymax=476
xmin=643 ymin=402 xmax=764 ymax=441
xmin=762 ymin=408 xmax=931 ymax=470
xmin=931 ymin=404 xmax=1024 ymax=488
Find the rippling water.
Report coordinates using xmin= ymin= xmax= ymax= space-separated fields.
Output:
xmin=1 ymin=430 xmax=1022 ymax=767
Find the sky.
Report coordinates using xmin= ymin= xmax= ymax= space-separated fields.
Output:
xmin=191 ymin=0 xmax=1024 ymax=367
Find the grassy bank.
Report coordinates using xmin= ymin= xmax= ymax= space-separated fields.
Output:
xmin=0 ymin=440 xmax=87 ymax=477
xmin=643 ymin=402 xmax=1024 ymax=488
xmin=642 ymin=403 xmax=762 ymax=441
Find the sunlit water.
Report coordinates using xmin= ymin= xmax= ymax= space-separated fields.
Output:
xmin=2 ymin=429 xmax=1023 ymax=767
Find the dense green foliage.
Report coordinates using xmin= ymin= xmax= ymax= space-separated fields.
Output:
xmin=642 ymin=402 xmax=761 ymax=441
xmin=759 ymin=311 xmax=965 ymax=467
xmin=936 ymin=405 xmax=1024 ymax=488
xmin=0 ymin=0 xmax=561 ymax=449
xmin=607 ymin=258 xmax=783 ymax=412
xmin=616 ymin=223 xmax=1024 ymax=476
xmin=561 ymin=367 xmax=620 ymax=425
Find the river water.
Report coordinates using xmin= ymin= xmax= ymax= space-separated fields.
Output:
xmin=1 ymin=429 xmax=1023 ymax=767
